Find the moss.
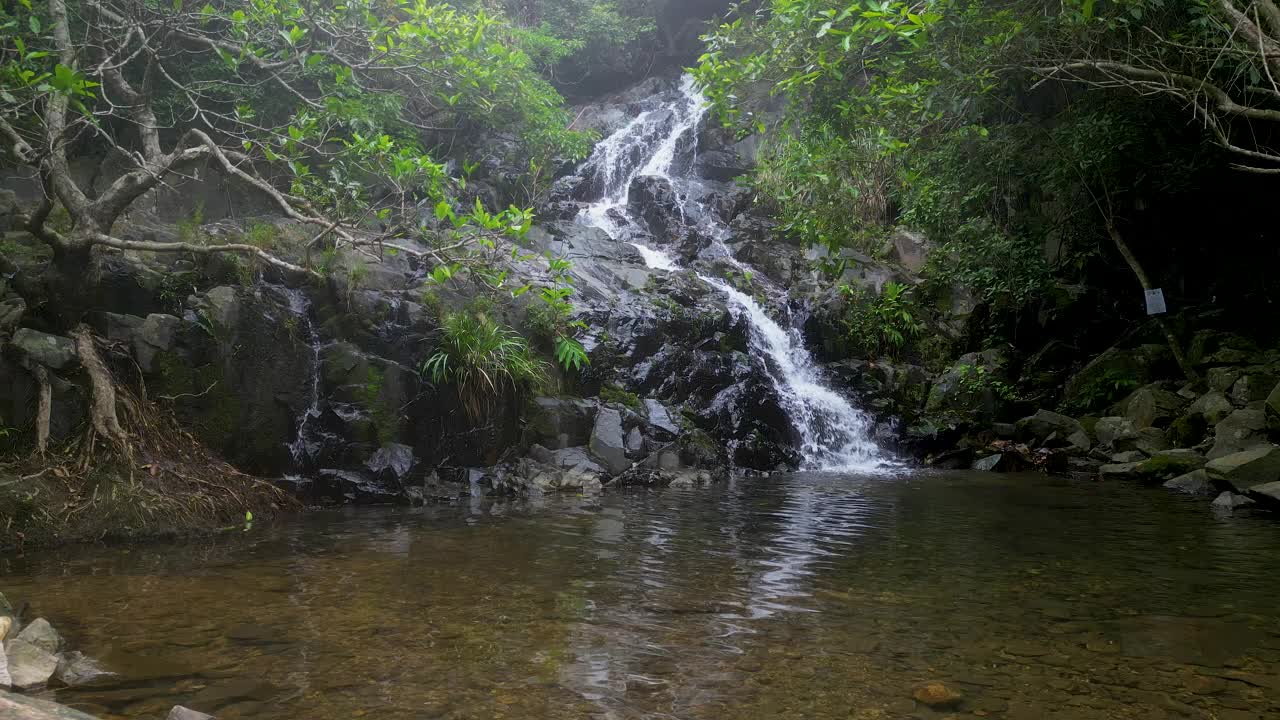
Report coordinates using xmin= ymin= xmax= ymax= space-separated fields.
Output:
xmin=599 ymin=383 xmax=641 ymax=411
xmin=357 ymin=366 xmax=398 ymax=445
xmin=153 ymin=352 xmax=241 ymax=448
xmin=1136 ymin=452 xmax=1205 ymax=481
xmin=1167 ymin=414 xmax=1207 ymax=448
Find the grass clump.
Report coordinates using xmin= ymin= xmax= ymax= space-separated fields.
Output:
xmin=424 ymin=311 xmax=547 ymax=421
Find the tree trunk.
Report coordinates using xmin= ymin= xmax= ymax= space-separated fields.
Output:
xmin=1106 ymin=224 xmax=1198 ymax=383
xmin=71 ymin=323 xmax=129 ymax=453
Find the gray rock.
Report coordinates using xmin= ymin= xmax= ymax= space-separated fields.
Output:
xmin=0 ymin=690 xmax=103 ymax=719
xmin=549 ymin=447 xmax=606 ymax=475
xmin=625 ymin=427 xmax=645 ymax=456
xmin=528 ymin=397 xmax=596 ymax=449
xmin=54 ymin=652 xmax=112 ymax=687
xmin=0 ymin=297 xmax=25 ymax=336
xmin=0 ymin=644 xmax=9 ymax=689
xmin=658 ymin=451 xmax=681 ymax=471
xmin=1188 ymin=391 xmax=1233 ymax=425
xmin=15 ymin=619 xmax=62 ymax=655
xmin=1163 ymin=470 xmax=1215 ymax=496
xmin=1095 ymin=417 xmax=1139 ymax=448
xmin=1115 ymin=426 xmax=1171 ymax=455
xmin=887 ymin=228 xmax=930 ymax=272
xmin=1207 ymin=409 xmax=1268 ymax=460
xmin=1017 ymin=409 xmax=1084 ymax=443
xmin=1230 ymin=371 xmax=1278 ymax=405
xmin=1205 ymin=445 xmax=1280 ymax=491
xmin=5 ymin=639 xmax=58 ymax=690
xmin=1266 ymin=381 xmax=1280 ymax=431
xmin=588 ymin=407 xmax=629 ymax=475
xmin=365 ymin=443 xmax=416 ymax=481
xmin=971 ymin=454 xmax=1002 ymax=472
xmin=133 ymin=313 xmax=183 ymax=372
xmin=1110 ymin=451 xmax=1147 ymax=463
xmin=10 ymin=329 xmax=77 ymax=370
xmin=167 ymin=707 xmax=216 ymax=720
xmin=1248 ymin=481 xmax=1280 ymax=504
xmin=1206 ymin=367 xmax=1242 ymax=393
xmin=1211 ymin=491 xmax=1256 ymax=510
xmin=643 ymin=399 xmax=681 ymax=437
xmin=199 ymin=286 xmax=240 ymax=331
xmin=1121 ymin=386 xmax=1185 ymax=429
xmin=1099 ymin=462 xmax=1142 ymax=479
xmin=1065 ymin=429 xmax=1092 ymax=452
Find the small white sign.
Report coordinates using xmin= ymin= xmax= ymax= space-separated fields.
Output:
xmin=1145 ymin=288 xmax=1167 ymax=316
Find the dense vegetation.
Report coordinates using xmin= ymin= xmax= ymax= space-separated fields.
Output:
xmin=695 ymin=0 xmax=1280 ymax=364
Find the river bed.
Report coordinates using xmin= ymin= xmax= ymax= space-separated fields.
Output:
xmin=5 ymin=471 xmax=1280 ymax=719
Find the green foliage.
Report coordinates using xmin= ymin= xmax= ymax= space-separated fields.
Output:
xmin=957 ymin=363 xmax=1017 ymax=402
xmin=471 ymin=0 xmax=658 ymax=80
xmin=1065 ymin=368 xmax=1139 ymax=414
xmin=694 ymin=0 xmax=1213 ymax=313
xmin=424 ymin=311 xmax=547 ymax=421
xmin=176 ymin=202 xmax=206 ymax=244
xmin=839 ymin=281 xmax=924 ymax=360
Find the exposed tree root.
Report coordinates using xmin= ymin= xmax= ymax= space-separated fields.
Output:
xmin=2 ymin=328 xmax=296 ymax=549
xmin=34 ymin=366 xmax=51 ymax=457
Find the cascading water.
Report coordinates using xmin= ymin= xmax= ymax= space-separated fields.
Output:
xmin=279 ymin=285 xmax=325 ymax=467
xmin=575 ymin=75 xmax=889 ymax=472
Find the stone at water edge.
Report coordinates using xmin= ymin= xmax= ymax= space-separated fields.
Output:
xmin=1212 ymin=491 xmax=1256 ymax=510
xmin=1204 ymin=445 xmax=1280 ymax=491
xmin=913 ymin=682 xmax=964 ymax=709
xmin=643 ymin=399 xmax=681 ymax=438
xmin=5 ymin=639 xmax=58 ymax=690
xmin=15 ymin=619 xmax=63 ymax=655
xmin=54 ymin=652 xmax=113 ymax=687
xmin=167 ymin=706 xmax=215 ymax=720
xmin=1135 ymin=449 xmax=1207 ymax=480
xmin=0 ymin=642 xmax=10 ymax=690
xmin=1247 ymin=481 xmax=1280 ymax=505
xmin=0 ymin=691 xmax=103 ymax=719
xmin=1164 ymin=470 xmax=1216 ymax=496
xmin=971 ymin=454 xmax=1002 ymax=472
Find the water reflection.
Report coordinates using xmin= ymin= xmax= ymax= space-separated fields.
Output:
xmin=4 ymin=472 xmax=1280 ymax=720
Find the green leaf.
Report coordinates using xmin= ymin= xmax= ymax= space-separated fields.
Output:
xmin=28 ymin=15 xmax=41 ymax=34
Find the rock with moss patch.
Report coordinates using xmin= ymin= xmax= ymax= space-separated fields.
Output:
xmin=1114 ymin=426 xmax=1171 ymax=456
xmin=1205 ymin=445 xmax=1280 ymax=491
xmin=1118 ymin=386 xmax=1185 ymax=429
xmin=1230 ymin=370 xmax=1279 ymax=405
xmin=1135 ymin=450 xmax=1206 ymax=481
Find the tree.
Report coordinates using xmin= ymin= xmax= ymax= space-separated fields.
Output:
xmin=0 ymin=0 xmax=591 ymax=277
xmin=0 ymin=0 xmax=595 ymax=458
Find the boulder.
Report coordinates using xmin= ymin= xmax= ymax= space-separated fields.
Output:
xmin=1187 ymin=391 xmax=1234 ymax=426
xmin=1207 ymin=409 xmax=1268 ymax=460
xmin=1018 ymin=410 xmax=1087 ymax=448
xmin=1207 ymin=367 xmax=1243 ymax=394
xmin=1114 ymin=427 xmax=1171 ymax=455
xmin=133 ymin=313 xmax=183 ymax=372
xmin=1062 ymin=344 xmax=1171 ymax=412
xmin=1211 ymin=491 xmax=1256 ymax=510
xmin=53 ymin=652 xmax=112 ymax=687
xmin=1119 ymin=386 xmax=1185 ymax=429
xmin=1164 ymin=470 xmax=1216 ymax=496
xmin=1095 ymin=417 xmax=1139 ymax=448
xmin=365 ymin=443 xmax=416 ymax=484
xmin=15 ymin=619 xmax=62 ymax=655
xmin=0 ymin=691 xmax=103 ymax=719
xmin=1249 ymin=481 xmax=1280 ymax=504
xmin=527 ymin=397 xmax=596 ymax=449
xmin=0 ymin=644 xmax=9 ymax=690
xmin=5 ymin=640 xmax=58 ymax=690
xmin=971 ymin=454 xmax=1003 ymax=472
xmin=1204 ymin=445 xmax=1280 ymax=491
xmin=1230 ymin=371 xmax=1279 ymax=405
xmin=10 ymin=329 xmax=77 ymax=371
xmin=643 ymin=398 xmax=681 ymax=438
xmin=1110 ymin=450 xmax=1147 ymax=463
xmin=1099 ymin=462 xmax=1142 ymax=480
xmin=887 ymin=228 xmax=930 ymax=273
xmin=1266 ymin=381 xmax=1280 ymax=431
xmin=923 ymin=350 xmax=1007 ymax=425
xmin=625 ymin=427 xmax=646 ymax=457
xmin=0 ymin=297 xmax=25 ymax=337
xmin=1135 ymin=449 xmax=1206 ymax=480
xmin=167 ymin=707 xmax=216 ymax=720
xmin=589 ymin=407 xmax=629 ymax=475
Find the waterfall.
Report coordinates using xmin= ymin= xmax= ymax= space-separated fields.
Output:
xmin=575 ymin=75 xmax=889 ymax=473
xmin=279 ymin=285 xmax=324 ymax=467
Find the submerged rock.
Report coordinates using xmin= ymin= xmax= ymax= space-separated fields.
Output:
xmin=0 ymin=691 xmax=102 ymax=719
xmin=1212 ymin=491 xmax=1256 ymax=510
xmin=167 ymin=707 xmax=215 ymax=720
xmin=913 ymin=682 xmax=964 ymax=709
xmin=53 ymin=652 xmax=112 ymax=687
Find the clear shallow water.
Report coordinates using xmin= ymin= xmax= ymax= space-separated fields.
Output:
xmin=6 ymin=472 xmax=1280 ymax=719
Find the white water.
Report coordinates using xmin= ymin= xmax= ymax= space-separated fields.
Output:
xmin=574 ymin=75 xmax=888 ymax=472
xmin=281 ymin=286 xmax=324 ymax=466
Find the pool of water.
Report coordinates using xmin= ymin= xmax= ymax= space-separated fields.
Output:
xmin=5 ymin=471 xmax=1280 ymax=719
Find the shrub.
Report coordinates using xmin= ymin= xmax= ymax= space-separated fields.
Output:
xmin=424 ymin=311 xmax=547 ymax=421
